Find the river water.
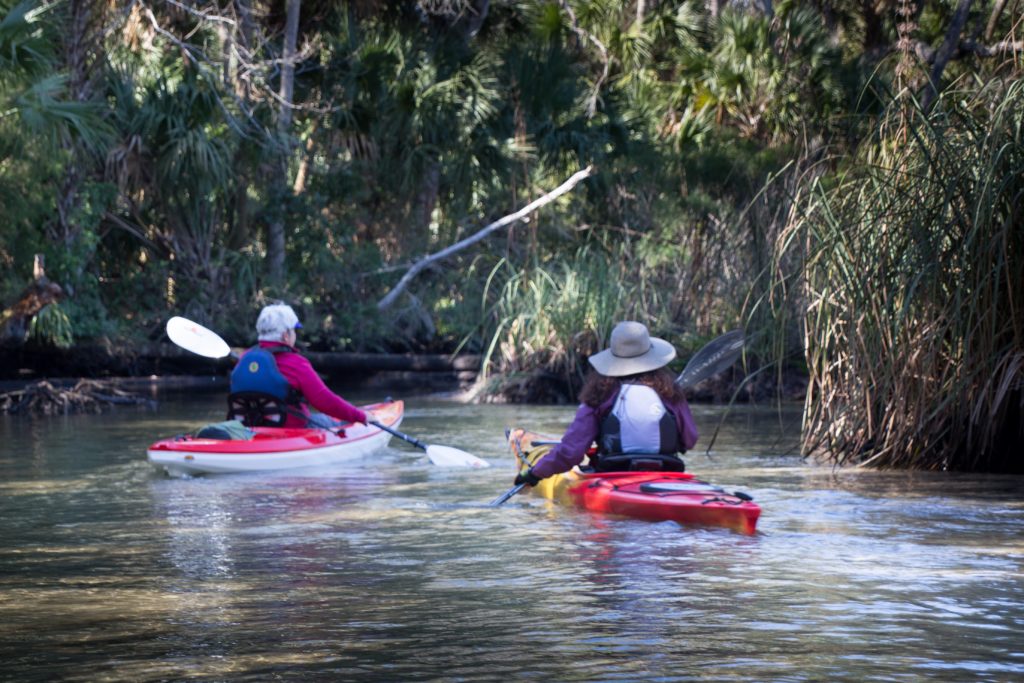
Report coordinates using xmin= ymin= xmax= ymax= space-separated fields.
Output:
xmin=1 ymin=390 xmax=1022 ymax=681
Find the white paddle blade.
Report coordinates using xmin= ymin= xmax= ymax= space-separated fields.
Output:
xmin=425 ymin=445 xmax=490 ymax=468
xmin=166 ymin=316 xmax=232 ymax=359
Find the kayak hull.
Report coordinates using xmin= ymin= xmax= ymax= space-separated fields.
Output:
xmin=508 ymin=428 xmax=760 ymax=534
xmin=147 ymin=400 xmax=403 ymax=476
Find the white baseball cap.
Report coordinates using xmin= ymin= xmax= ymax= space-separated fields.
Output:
xmin=256 ymin=304 xmax=302 ymax=341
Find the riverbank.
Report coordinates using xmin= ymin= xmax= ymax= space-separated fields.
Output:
xmin=0 ymin=342 xmax=481 ymax=394
xmin=0 ymin=341 xmax=808 ymax=404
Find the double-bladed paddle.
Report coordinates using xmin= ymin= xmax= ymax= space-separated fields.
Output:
xmin=489 ymin=329 xmax=745 ymax=506
xmin=165 ymin=316 xmax=490 ymax=468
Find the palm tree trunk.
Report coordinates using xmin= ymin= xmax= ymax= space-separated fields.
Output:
xmin=266 ymin=0 xmax=301 ymax=285
xmin=55 ymin=0 xmax=102 ymax=252
xmin=413 ymin=159 xmax=441 ymax=238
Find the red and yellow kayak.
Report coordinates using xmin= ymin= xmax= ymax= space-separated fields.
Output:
xmin=508 ymin=427 xmax=760 ymax=534
xmin=148 ymin=400 xmax=403 ymax=476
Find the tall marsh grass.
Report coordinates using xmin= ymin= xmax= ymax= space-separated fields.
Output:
xmin=781 ymin=81 xmax=1024 ymax=471
xmin=477 ymin=248 xmax=671 ymax=402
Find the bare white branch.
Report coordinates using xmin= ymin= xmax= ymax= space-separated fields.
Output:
xmin=377 ymin=166 xmax=595 ymax=310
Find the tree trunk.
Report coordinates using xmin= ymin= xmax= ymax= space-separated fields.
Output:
xmin=985 ymin=0 xmax=1009 ymax=41
xmin=413 ymin=159 xmax=441 ymax=238
xmin=463 ymin=0 xmax=490 ymax=39
xmin=859 ymin=0 xmax=886 ymax=55
xmin=292 ymin=121 xmax=319 ymax=195
xmin=266 ymin=0 xmax=302 ymax=285
xmin=278 ymin=0 xmax=300 ymax=134
xmin=922 ymin=0 xmax=974 ymax=112
xmin=707 ymin=0 xmax=727 ymax=18
xmin=53 ymin=0 xmax=103 ymax=253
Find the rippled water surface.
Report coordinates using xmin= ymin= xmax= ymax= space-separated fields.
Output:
xmin=1 ymin=390 xmax=1022 ymax=681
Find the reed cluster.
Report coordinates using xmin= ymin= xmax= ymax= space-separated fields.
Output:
xmin=784 ymin=81 xmax=1024 ymax=471
xmin=475 ymin=249 xmax=645 ymax=402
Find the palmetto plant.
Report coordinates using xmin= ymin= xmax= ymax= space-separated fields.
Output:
xmin=106 ymin=62 xmax=236 ymax=299
xmin=27 ymin=302 xmax=73 ymax=348
xmin=0 ymin=1 xmax=109 ymax=148
xmin=1 ymin=0 xmax=112 ymax=308
xmin=703 ymin=7 xmax=843 ymax=143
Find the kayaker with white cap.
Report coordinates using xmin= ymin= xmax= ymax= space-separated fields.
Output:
xmin=514 ymin=321 xmax=698 ymax=487
xmin=228 ymin=303 xmax=370 ymax=429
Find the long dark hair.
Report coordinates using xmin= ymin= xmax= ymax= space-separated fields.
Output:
xmin=578 ymin=367 xmax=684 ymax=407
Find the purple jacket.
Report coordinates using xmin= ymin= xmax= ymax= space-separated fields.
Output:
xmin=531 ymin=391 xmax=698 ymax=479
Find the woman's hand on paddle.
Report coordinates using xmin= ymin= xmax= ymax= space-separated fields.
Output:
xmin=514 ymin=469 xmax=541 ymax=487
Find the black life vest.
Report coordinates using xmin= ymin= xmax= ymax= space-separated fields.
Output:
xmin=598 ymin=386 xmax=680 ymax=456
xmin=593 ymin=385 xmax=685 ymax=473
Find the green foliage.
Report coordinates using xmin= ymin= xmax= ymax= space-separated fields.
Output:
xmin=28 ymin=303 xmax=73 ymax=348
xmin=1 ymin=0 xmax=1021 ymax=479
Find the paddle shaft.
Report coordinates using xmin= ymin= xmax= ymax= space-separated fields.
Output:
xmin=369 ymin=420 xmax=428 ymax=451
xmin=490 ymin=433 xmax=535 ymax=507
xmin=489 ymin=483 xmax=526 ymax=507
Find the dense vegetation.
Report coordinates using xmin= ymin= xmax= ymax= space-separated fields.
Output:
xmin=1 ymin=0 xmax=1020 ymax=470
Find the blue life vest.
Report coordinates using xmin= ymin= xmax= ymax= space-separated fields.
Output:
xmin=230 ymin=345 xmax=303 ymax=406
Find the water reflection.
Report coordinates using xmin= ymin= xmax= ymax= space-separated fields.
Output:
xmin=0 ymin=395 xmax=1022 ymax=680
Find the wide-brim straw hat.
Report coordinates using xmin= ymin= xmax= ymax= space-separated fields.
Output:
xmin=588 ymin=321 xmax=676 ymax=377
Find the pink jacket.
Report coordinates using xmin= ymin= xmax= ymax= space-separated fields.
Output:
xmin=259 ymin=341 xmax=367 ymax=427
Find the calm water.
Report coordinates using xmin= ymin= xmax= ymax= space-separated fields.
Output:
xmin=1 ymin=390 xmax=1022 ymax=682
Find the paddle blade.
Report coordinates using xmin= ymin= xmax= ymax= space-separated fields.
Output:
xmin=675 ymin=330 xmax=745 ymax=389
xmin=166 ymin=316 xmax=232 ymax=359
xmin=425 ymin=445 xmax=490 ymax=468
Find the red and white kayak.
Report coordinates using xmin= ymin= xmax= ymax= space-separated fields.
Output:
xmin=148 ymin=400 xmax=403 ymax=476
xmin=508 ymin=427 xmax=761 ymax=534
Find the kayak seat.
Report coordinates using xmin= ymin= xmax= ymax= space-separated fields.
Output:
xmin=227 ymin=391 xmax=289 ymax=428
xmin=591 ymin=453 xmax=686 ymax=473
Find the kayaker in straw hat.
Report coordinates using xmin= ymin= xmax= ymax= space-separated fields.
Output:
xmin=229 ymin=303 xmax=371 ymax=429
xmin=514 ymin=321 xmax=698 ymax=487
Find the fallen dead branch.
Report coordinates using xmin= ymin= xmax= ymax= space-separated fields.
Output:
xmin=377 ymin=166 xmax=594 ymax=310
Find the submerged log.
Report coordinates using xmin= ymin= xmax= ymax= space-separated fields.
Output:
xmin=0 ymin=379 xmax=156 ymax=415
